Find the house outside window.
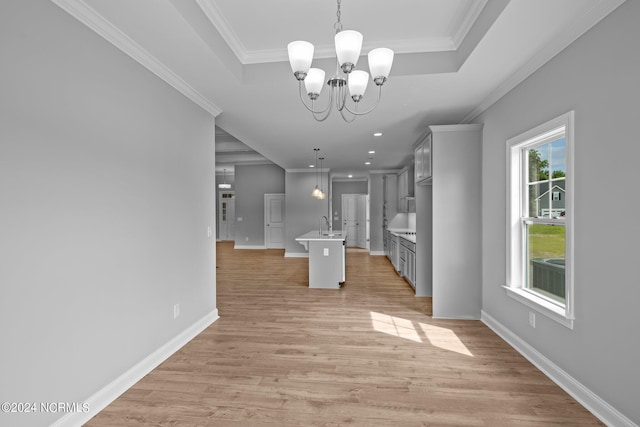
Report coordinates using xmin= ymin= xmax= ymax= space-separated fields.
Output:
xmin=505 ymin=112 xmax=574 ymax=328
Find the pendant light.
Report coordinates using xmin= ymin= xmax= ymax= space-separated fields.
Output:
xmin=318 ymin=157 xmax=327 ymax=200
xmin=312 ymin=148 xmax=322 ymax=198
xmin=218 ymin=168 xmax=231 ymax=189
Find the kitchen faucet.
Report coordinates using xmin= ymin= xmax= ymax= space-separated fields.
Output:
xmin=320 ymin=215 xmax=331 ymax=235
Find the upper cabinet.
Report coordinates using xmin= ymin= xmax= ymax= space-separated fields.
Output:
xmin=383 ymin=173 xmax=398 ymax=225
xmin=397 ymin=165 xmax=414 ymax=212
xmin=414 ymin=133 xmax=432 ymax=185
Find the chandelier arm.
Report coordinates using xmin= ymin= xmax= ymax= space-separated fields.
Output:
xmin=298 ymin=80 xmax=332 ymax=114
xmin=338 ymin=107 xmax=358 ymax=123
xmin=342 ymin=85 xmax=383 ymax=116
xmin=311 ymin=88 xmax=335 ymax=122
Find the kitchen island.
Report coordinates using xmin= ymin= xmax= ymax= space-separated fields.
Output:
xmin=295 ymin=231 xmax=346 ymax=289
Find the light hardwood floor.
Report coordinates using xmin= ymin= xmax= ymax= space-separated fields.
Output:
xmin=86 ymin=242 xmax=602 ymax=426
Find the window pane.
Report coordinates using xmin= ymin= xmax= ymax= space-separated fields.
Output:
xmin=526 ymin=224 xmax=566 ymax=304
xmin=550 ymin=138 xmax=566 ymax=178
xmin=528 ymin=146 xmax=549 ymax=182
xmin=550 ymin=178 xmax=566 ymax=218
xmin=528 ymin=181 xmax=549 ymax=217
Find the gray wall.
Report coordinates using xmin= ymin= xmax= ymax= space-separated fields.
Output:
xmin=234 ymin=164 xmax=285 ymax=247
xmin=476 ymin=0 xmax=639 ymax=422
xmin=285 ymin=171 xmax=330 ymax=255
xmin=331 ymin=180 xmax=368 ymax=231
xmin=0 ymin=2 xmax=217 ymax=426
xmin=368 ymin=174 xmax=384 ymax=253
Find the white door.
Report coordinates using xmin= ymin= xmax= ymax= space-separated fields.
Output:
xmin=265 ymin=193 xmax=285 ymax=249
xmin=218 ymin=191 xmax=235 ymax=241
xmin=342 ymin=194 xmax=367 ymax=248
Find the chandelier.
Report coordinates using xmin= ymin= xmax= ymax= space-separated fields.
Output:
xmin=287 ymin=0 xmax=394 ymax=122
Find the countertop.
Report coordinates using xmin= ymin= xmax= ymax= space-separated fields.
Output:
xmin=387 ymin=228 xmax=416 ymax=244
xmin=295 ymin=230 xmax=347 ymax=242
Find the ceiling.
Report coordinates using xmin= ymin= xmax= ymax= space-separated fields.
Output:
xmin=53 ymin=0 xmax=624 ymax=177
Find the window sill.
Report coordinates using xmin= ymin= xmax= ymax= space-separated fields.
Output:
xmin=503 ymin=286 xmax=574 ymax=329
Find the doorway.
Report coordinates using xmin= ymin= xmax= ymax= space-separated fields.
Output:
xmin=218 ymin=191 xmax=235 ymax=241
xmin=342 ymin=194 xmax=368 ymax=249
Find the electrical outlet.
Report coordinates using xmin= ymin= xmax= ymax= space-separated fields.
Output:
xmin=174 ymin=303 xmax=180 ymax=319
xmin=323 ymin=248 xmax=329 ymax=256
xmin=528 ymin=311 xmax=536 ymax=328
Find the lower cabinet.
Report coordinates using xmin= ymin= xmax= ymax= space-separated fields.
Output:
xmin=389 ymin=237 xmax=399 ymax=273
xmin=400 ymin=237 xmax=416 ymax=289
xmin=385 ymin=231 xmax=416 ymax=291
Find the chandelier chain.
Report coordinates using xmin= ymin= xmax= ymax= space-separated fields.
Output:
xmin=334 ymin=0 xmax=343 ymax=33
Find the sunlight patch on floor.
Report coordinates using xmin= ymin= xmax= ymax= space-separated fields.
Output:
xmin=370 ymin=312 xmax=422 ymax=343
xmin=418 ymin=323 xmax=473 ymax=357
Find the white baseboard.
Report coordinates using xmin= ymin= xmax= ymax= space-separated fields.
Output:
xmin=284 ymin=252 xmax=308 ymax=258
xmin=481 ymin=310 xmax=637 ymax=427
xmin=52 ymin=309 xmax=219 ymax=427
xmin=234 ymin=244 xmax=266 ymax=250
xmin=369 ymin=251 xmax=385 ymax=256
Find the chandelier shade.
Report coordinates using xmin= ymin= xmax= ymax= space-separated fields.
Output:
xmin=368 ymin=48 xmax=394 ymax=84
xmin=305 ymin=68 xmax=326 ymax=99
xmin=335 ymin=30 xmax=363 ymax=73
xmin=287 ymin=0 xmax=393 ymax=122
xmin=348 ymin=70 xmax=369 ymax=102
xmin=287 ymin=41 xmax=314 ymax=78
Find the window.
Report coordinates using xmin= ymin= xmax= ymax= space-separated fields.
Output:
xmin=505 ymin=112 xmax=574 ymax=328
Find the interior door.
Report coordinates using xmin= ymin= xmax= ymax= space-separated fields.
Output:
xmin=264 ymin=193 xmax=285 ymax=249
xmin=218 ymin=191 xmax=235 ymax=241
xmin=342 ymin=194 xmax=367 ymax=248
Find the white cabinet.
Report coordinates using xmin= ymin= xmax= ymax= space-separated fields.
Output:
xmin=389 ymin=237 xmax=399 ymax=273
xmin=383 ymin=174 xmax=397 ymax=227
xmin=414 ymin=124 xmax=483 ymax=319
xmin=414 ymin=134 xmax=432 ymax=184
xmin=396 ymin=166 xmax=414 ymax=213
xmin=400 ymin=237 xmax=416 ymax=289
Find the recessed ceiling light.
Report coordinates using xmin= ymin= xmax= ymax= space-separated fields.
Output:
xmin=373 ymin=132 xmax=382 ymax=137
xmin=309 ymin=164 xmax=315 ymax=168
xmin=348 ymin=174 xmax=353 ymax=178
xmin=368 ymin=150 xmax=375 ymax=154
xmin=364 ymin=161 xmax=371 ymax=165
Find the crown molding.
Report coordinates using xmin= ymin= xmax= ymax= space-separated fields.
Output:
xmin=286 ymin=168 xmax=330 ymax=174
xmin=196 ymin=0 xmax=248 ymax=64
xmin=197 ymin=0 xmax=466 ymax=65
xmin=51 ymin=0 xmax=222 ymax=117
xmin=451 ymin=0 xmax=489 ymax=48
xmin=462 ymin=0 xmax=626 ymax=123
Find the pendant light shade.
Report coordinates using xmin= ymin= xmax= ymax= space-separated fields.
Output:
xmin=348 ymin=70 xmax=369 ymax=102
xmin=368 ymin=48 xmax=394 ymax=85
xmin=305 ymin=68 xmax=326 ymax=99
xmin=287 ymin=41 xmax=314 ymax=79
xmin=335 ymin=30 xmax=363 ymax=73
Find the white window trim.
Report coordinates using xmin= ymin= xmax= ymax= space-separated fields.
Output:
xmin=505 ymin=111 xmax=575 ymax=329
